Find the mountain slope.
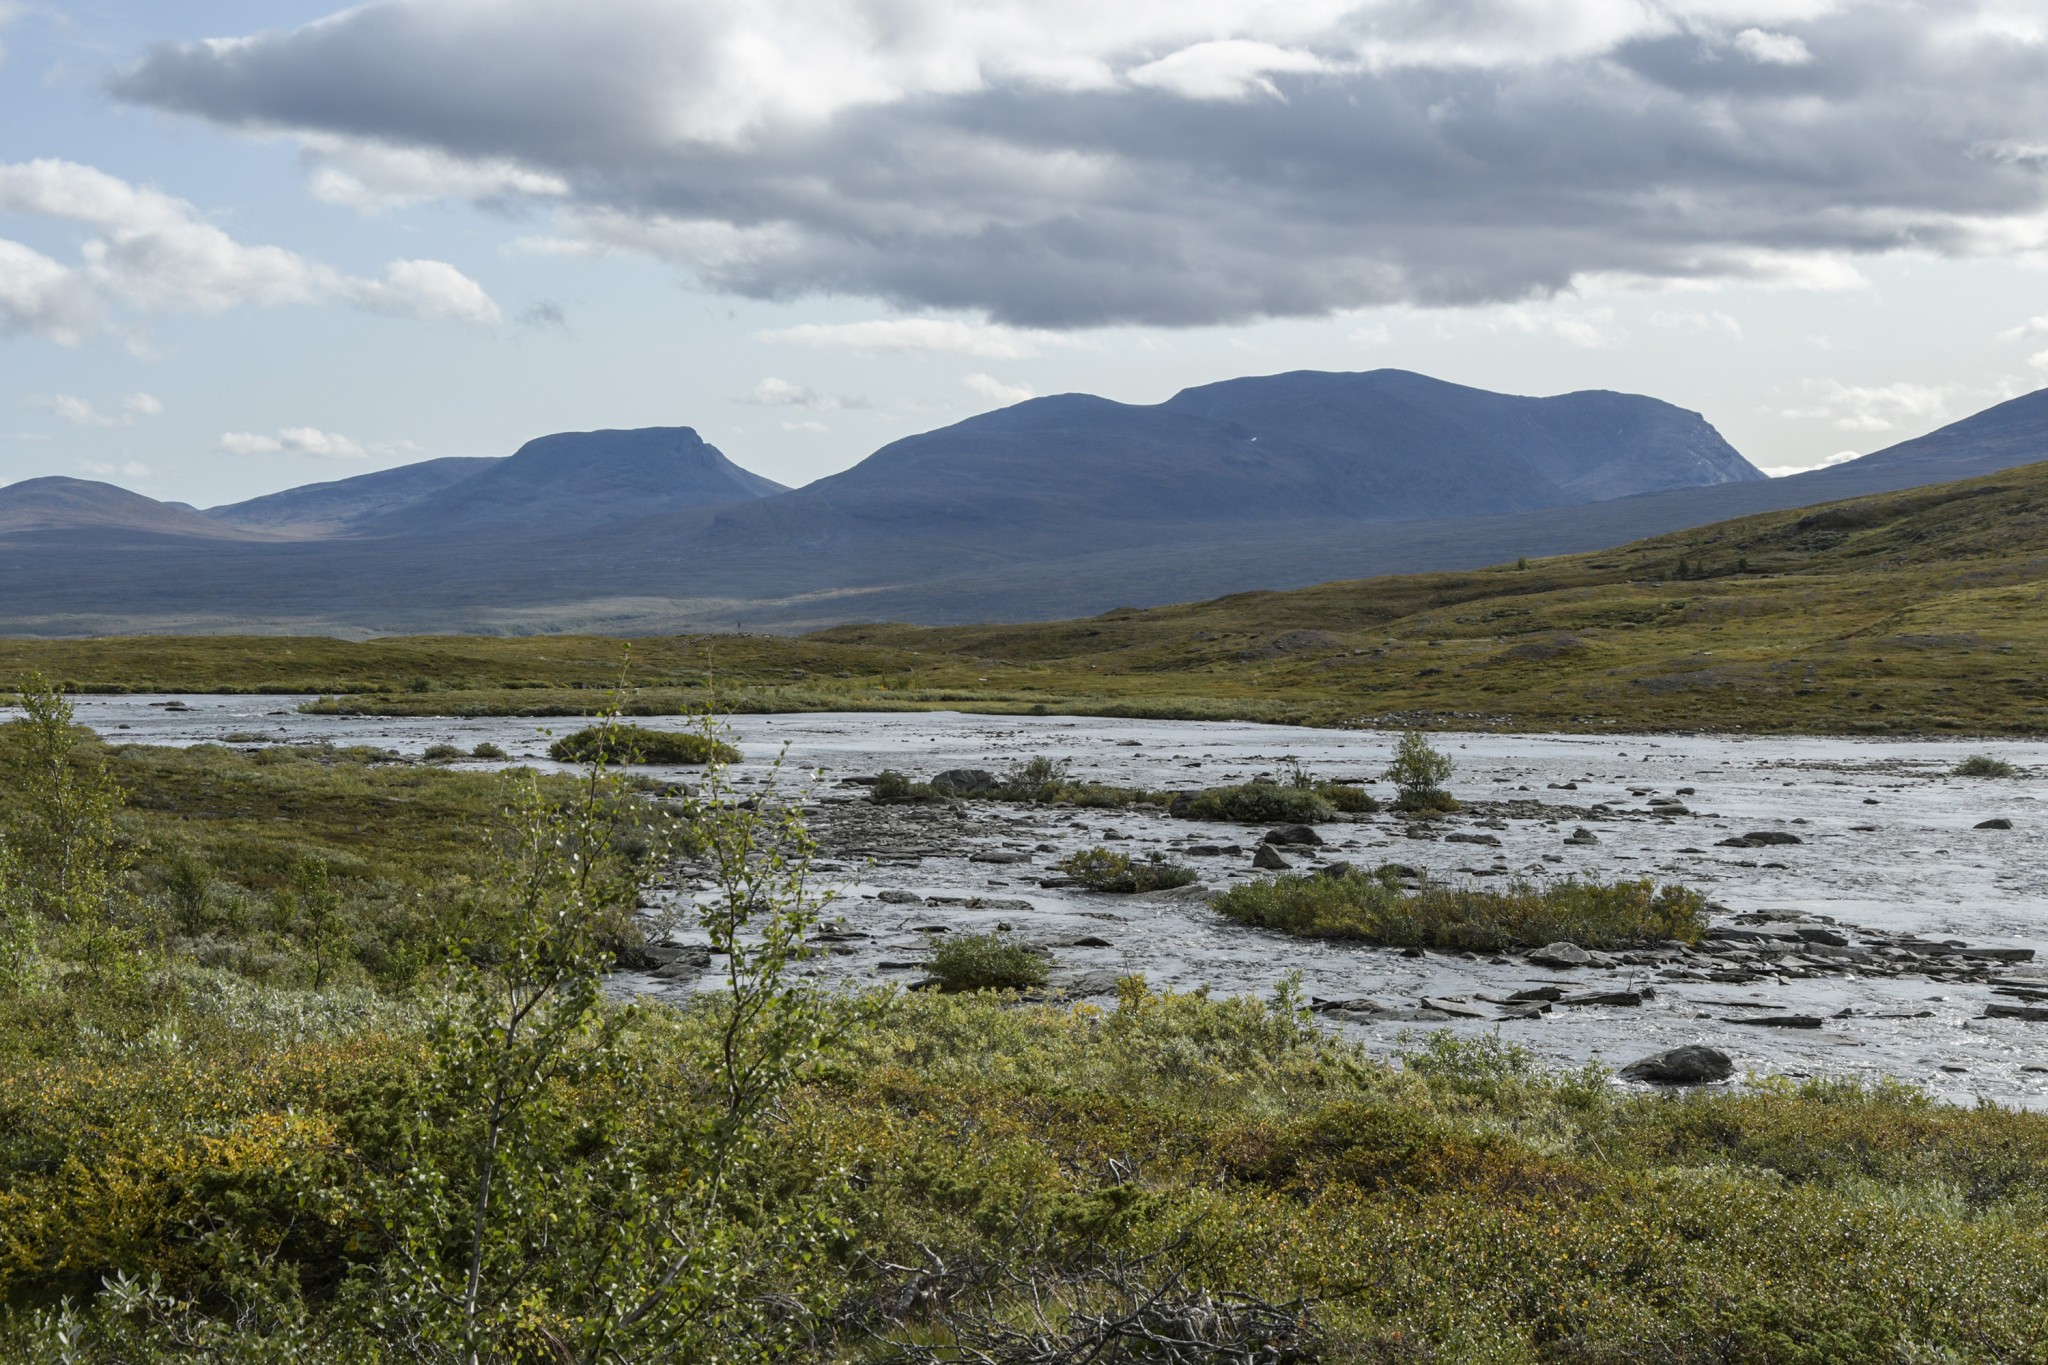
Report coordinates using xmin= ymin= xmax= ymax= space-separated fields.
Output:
xmin=0 ymin=478 xmax=270 ymax=540
xmin=356 ymin=427 xmax=785 ymax=536
xmin=207 ymin=457 xmax=501 ymax=536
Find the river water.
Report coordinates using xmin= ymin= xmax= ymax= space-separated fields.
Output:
xmin=68 ymin=697 xmax=2048 ymax=1108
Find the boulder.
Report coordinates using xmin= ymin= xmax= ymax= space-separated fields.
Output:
xmin=1619 ymin=1046 xmax=1735 ymax=1086
xmin=1445 ymin=832 xmax=1501 ymax=846
xmin=969 ymin=849 xmax=1031 ymax=864
xmin=1976 ymin=818 xmax=2015 ymax=830
xmin=1527 ymin=941 xmax=1595 ymax=970
xmin=1252 ymin=843 xmax=1292 ymax=871
xmin=1565 ymin=827 xmax=1599 ymax=845
xmin=930 ymin=768 xmax=1002 ymax=796
xmin=1724 ymin=1014 xmax=1824 ymax=1029
xmin=1264 ymin=824 xmax=1324 ymax=847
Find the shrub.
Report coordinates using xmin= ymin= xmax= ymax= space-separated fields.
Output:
xmin=1057 ymin=847 xmax=1198 ymax=893
xmin=421 ymin=743 xmax=464 ymax=762
xmin=470 ymin=742 xmax=507 ymax=760
xmin=1213 ymin=871 xmax=1707 ymax=951
xmin=546 ymin=723 xmax=739 ymax=766
xmin=1180 ymin=782 xmax=1335 ymax=824
xmin=1954 ymin=755 xmax=2017 ymax=778
xmin=1386 ymin=731 xmax=1457 ymax=812
xmin=926 ymin=932 xmax=1049 ymax=992
xmin=1317 ymin=782 xmax=1380 ymax=814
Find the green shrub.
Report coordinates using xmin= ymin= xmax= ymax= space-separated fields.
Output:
xmin=1213 ymin=871 xmax=1706 ymax=951
xmin=926 ymin=932 xmax=1049 ymax=991
xmin=871 ymin=770 xmax=940 ymax=803
xmin=1386 ymin=731 xmax=1458 ymax=812
xmin=421 ymin=743 xmax=464 ymax=762
xmin=470 ymin=742 xmax=507 ymax=760
xmin=1056 ymin=847 xmax=1198 ymax=893
xmin=1317 ymin=782 xmax=1380 ymax=813
xmin=546 ymin=723 xmax=739 ymax=766
xmin=1954 ymin=754 xmax=2017 ymax=777
xmin=1180 ymin=782 xmax=1336 ymax=823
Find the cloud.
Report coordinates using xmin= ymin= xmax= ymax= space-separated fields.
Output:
xmin=1485 ymin=304 xmax=1621 ymax=348
xmin=0 ymin=158 xmax=499 ymax=341
xmin=1778 ymin=380 xmax=1960 ymax=433
xmin=1998 ymin=314 xmax=2048 ymax=342
xmin=78 ymin=459 xmax=152 ymax=482
xmin=1731 ymin=28 xmax=1814 ymax=65
xmin=740 ymin=376 xmax=868 ymax=410
xmin=1760 ymin=448 xmax=1861 ymax=476
xmin=40 ymin=392 xmax=163 ymax=427
xmin=962 ymin=372 xmax=1035 ymax=403
xmin=109 ymin=2 xmax=2048 ymax=328
xmin=217 ymin=427 xmax=371 ymax=459
xmin=1649 ymin=308 xmax=1742 ymax=337
xmin=762 ymin=318 xmax=1062 ymax=358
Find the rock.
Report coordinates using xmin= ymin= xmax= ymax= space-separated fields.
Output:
xmin=1252 ymin=844 xmax=1292 ymax=871
xmin=1724 ymin=1014 xmax=1824 ymax=1029
xmin=1527 ymin=941 xmax=1595 ymax=970
xmin=1264 ymin=824 xmax=1324 ymax=847
xmin=1375 ymin=862 xmax=1422 ymax=880
xmin=1312 ymin=996 xmax=1385 ymax=1014
xmin=1418 ymin=996 xmax=1490 ymax=1019
xmin=1314 ymin=861 xmax=1357 ymax=880
xmin=1059 ymin=970 xmax=1126 ymax=996
xmin=1558 ymin=990 xmax=1645 ymax=1007
xmin=1565 ymin=827 xmax=1599 ymax=845
xmin=1039 ymin=934 xmax=1115 ymax=949
xmin=930 ymin=768 xmax=1002 ymax=796
xmin=877 ymin=890 xmax=924 ymax=904
xmin=1445 ymin=832 xmax=1501 ymax=846
xmin=1795 ymin=927 xmax=1850 ymax=948
xmin=1619 ymin=1046 xmax=1735 ymax=1086
xmin=969 ymin=849 xmax=1031 ymax=864
xmin=1508 ymin=986 xmax=1566 ymax=1002
xmin=1984 ymin=1003 xmax=2048 ymax=1021
xmin=1976 ymin=818 xmax=2014 ymax=830
xmin=1745 ymin=831 xmax=1804 ymax=845
xmin=1495 ymin=1006 xmax=1548 ymax=1021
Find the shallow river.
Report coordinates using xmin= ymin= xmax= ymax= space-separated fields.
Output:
xmin=70 ymin=697 xmax=2048 ymax=1108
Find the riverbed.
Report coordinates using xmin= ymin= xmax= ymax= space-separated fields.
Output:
xmin=69 ymin=697 xmax=2048 ymax=1108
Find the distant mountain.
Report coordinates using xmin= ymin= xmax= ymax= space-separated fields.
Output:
xmin=0 ymin=477 xmax=266 ymax=540
xmin=208 ymin=457 xmax=501 ymax=536
xmin=354 ymin=427 xmax=785 ymax=536
xmin=2 ymin=375 xmax=2044 ymax=636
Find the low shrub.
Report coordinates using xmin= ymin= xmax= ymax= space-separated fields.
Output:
xmin=1213 ymin=871 xmax=1707 ymax=951
xmin=1386 ymin=731 xmax=1459 ymax=812
xmin=421 ymin=743 xmax=464 ymax=762
xmin=926 ymin=932 xmax=1049 ymax=992
xmin=1954 ymin=755 xmax=2017 ymax=778
xmin=992 ymin=756 xmax=1156 ymax=808
xmin=470 ymin=742 xmax=507 ymax=760
xmin=1180 ymin=782 xmax=1336 ymax=824
xmin=547 ymin=723 xmax=739 ymax=766
xmin=1056 ymin=847 xmax=1199 ymax=893
xmin=1317 ymin=782 xmax=1380 ymax=814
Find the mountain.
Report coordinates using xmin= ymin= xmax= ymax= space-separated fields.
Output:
xmin=207 ymin=457 xmax=501 ymax=537
xmin=352 ymin=427 xmax=785 ymax=536
xmin=1 ymin=375 xmax=2043 ymax=636
xmin=0 ymin=477 xmax=267 ymax=540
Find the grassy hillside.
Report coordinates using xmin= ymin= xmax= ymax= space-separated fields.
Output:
xmin=5 ymin=460 xmax=2046 ymax=733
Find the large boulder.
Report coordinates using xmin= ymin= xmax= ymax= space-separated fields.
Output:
xmin=1263 ymin=824 xmax=1324 ymax=847
xmin=1527 ymin=941 xmax=1595 ymax=970
xmin=1252 ymin=843 xmax=1293 ymax=871
xmin=1619 ymin=1046 xmax=1735 ymax=1086
xmin=930 ymin=768 xmax=1002 ymax=796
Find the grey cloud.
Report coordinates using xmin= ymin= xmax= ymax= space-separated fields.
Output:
xmin=111 ymin=1 xmax=2048 ymax=328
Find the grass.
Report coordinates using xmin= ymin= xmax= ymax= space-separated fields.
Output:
xmin=1213 ymin=870 xmax=1709 ymax=951
xmin=1055 ymin=847 xmax=1199 ymax=892
xmin=1955 ymin=754 xmax=2019 ymax=777
xmin=5 ymin=461 xmax=2048 ymax=735
xmin=546 ymin=722 xmax=740 ymax=765
xmin=924 ymin=932 xmax=1049 ymax=992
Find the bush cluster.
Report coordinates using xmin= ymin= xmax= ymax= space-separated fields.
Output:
xmin=1055 ymin=847 xmax=1198 ymax=893
xmin=1954 ymin=754 xmax=2017 ymax=777
xmin=1213 ymin=870 xmax=1708 ymax=951
xmin=925 ymin=931 xmax=1049 ymax=992
xmin=547 ymin=722 xmax=739 ymax=766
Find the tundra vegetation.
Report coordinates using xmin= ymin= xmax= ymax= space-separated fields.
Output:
xmin=3 ymin=670 xmax=2048 ymax=1359
xmin=6 ymin=462 xmax=2048 ymax=734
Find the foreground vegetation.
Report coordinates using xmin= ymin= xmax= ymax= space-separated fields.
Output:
xmin=1214 ymin=871 xmax=1711 ymax=953
xmin=7 ymin=461 xmax=2048 ymax=734
xmin=4 ymin=678 xmax=2046 ymax=1359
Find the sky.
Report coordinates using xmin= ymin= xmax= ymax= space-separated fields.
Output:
xmin=6 ymin=1 xmax=2048 ymax=507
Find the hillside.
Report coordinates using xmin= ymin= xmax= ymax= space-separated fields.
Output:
xmin=0 ymin=477 xmax=271 ymax=540
xmin=6 ymin=459 xmax=2045 ymax=735
xmin=207 ymin=456 xmax=502 ymax=536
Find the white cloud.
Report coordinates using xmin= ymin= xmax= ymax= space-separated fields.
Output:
xmin=298 ymin=135 xmax=567 ymax=214
xmin=1484 ymin=304 xmax=1620 ymax=348
xmin=1732 ymin=28 xmax=1815 ymax=66
xmin=1649 ymin=308 xmax=1743 ymax=338
xmin=78 ymin=460 xmax=152 ymax=481
xmin=0 ymin=158 xmax=500 ymax=342
xmin=763 ymin=318 xmax=1063 ymax=358
xmin=781 ymin=419 xmax=829 ymax=432
xmin=1760 ymin=449 xmax=1861 ymax=476
xmin=1778 ymin=380 xmax=1960 ymax=433
xmin=217 ymin=427 xmax=371 ymax=459
xmin=963 ymin=372 xmax=1035 ymax=403
xmin=1127 ymin=40 xmax=1335 ymax=102
xmin=1998 ymin=314 xmax=2048 ymax=343
xmin=40 ymin=392 xmax=163 ymax=427
xmin=739 ymin=376 xmax=867 ymax=410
